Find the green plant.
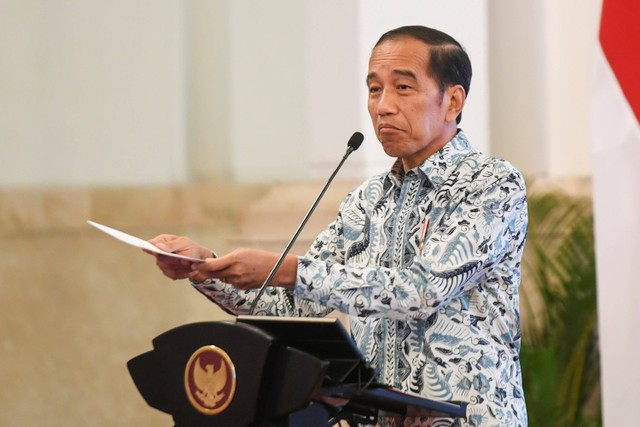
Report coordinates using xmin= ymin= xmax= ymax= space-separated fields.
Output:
xmin=520 ymin=190 xmax=601 ymax=426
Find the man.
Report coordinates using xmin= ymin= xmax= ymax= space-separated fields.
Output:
xmin=150 ymin=26 xmax=528 ymax=426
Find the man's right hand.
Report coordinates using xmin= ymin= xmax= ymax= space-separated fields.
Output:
xmin=147 ymin=235 xmax=213 ymax=282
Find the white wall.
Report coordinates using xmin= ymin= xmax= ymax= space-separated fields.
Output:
xmin=0 ymin=0 xmax=601 ymax=187
xmin=188 ymin=0 xmax=359 ymax=183
xmin=189 ymin=0 xmax=365 ymax=183
xmin=191 ymin=0 xmax=490 ymax=182
xmin=0 ymin=0 xmax=187 ymax=187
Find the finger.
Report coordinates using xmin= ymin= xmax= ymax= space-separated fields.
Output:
xmin=144 ymin=235 xmax=173 ymax=256
xmin=156 ymin=257 xmax=192 ymax=276
xmin=154 ymin=242 xmax=170 ymax=252
xmin=162 ymin=264 xmax=195 ymax=280
xmin=148 ymin=235 xmax=189 ymax=254
xmin=196 ymin=266 xmax=230 ymax=281
xmin=192 ymin=256 xmax=231 ymax=276
xmin=148 ymin=234 xmax=176 ymax=247
xmin=158 ymin=253 xmax=193 ymax=265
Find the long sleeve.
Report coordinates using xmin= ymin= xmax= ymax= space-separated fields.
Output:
xmin=191 ymin=280 xmax=292 ymax=316
xmin=294 ymin=152 xmax=527 ymax=321
xmin=290 ymin=132 xmax=528 ymax=426
xmin=191 ymin=277 xmax=334 ymax=317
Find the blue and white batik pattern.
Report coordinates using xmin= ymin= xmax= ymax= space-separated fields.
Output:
xmin=193 ymin=130 xmax=528 ymax=426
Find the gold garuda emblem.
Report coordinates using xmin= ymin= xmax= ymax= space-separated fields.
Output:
xmin=184 ymin=345 xmax=237 ymax=415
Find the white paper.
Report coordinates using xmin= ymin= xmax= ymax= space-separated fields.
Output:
xmin=87 ymin=220 xmax=204 ymax=263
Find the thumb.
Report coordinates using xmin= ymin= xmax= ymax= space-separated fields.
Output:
xmin=192 ymin=256 xmax=229 ymax=275
xmin=154 ymin=242 xmax=169 ymax=251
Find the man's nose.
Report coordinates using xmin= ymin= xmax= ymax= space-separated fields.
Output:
xmin=375 ymin=90 xmax=397 ymax=115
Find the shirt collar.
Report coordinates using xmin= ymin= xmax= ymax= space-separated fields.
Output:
xmin=387 ymin=130 xmax=474 ymax=189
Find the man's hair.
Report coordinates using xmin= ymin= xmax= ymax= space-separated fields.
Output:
xmin=375 ymin=26 xmax=472 ymax=124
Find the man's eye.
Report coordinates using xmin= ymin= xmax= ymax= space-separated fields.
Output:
xmin=398 ymin=84 xmax=411 ymax=90
xmin=368 ymin=87 xmax=381 ymax=94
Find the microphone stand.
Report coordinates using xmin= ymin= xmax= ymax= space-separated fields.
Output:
xmin=248 ymin=133 xmax=363 ymax=315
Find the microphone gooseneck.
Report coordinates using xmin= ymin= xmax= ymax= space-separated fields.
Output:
xmin=248 ymin=132 xmax=364 ymax=315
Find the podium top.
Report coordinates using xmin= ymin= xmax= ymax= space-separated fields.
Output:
xmin=237 ymin=316 xmax=467 ymax=421
xmin=237 ymin=315 xmax=371 ymax=385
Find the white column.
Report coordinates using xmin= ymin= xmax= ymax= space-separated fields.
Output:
xmin=187 ymin=0 xmax=233 ymax=182
xmin=488 ymin=0 xmax=600 ymax=178
xmin=488 ymin=0 xmax=548 ymax=176
xmin=303 ymin=1 xmax=365 ymax=181
xmin=225 ymin=0 xmax=309 ymax=182
xmin=543 ymin=0 xmax=599 ymax=177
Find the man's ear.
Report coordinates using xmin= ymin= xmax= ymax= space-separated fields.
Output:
xmin=444 ymin=85 xmax=466 ymax=123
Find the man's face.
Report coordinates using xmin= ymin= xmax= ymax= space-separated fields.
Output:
xmin=367 ymin=37 xmax=457 ymax=170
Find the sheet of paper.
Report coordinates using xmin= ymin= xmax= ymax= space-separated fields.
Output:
xmin=87 ymin=220 xmax=204 ymax=263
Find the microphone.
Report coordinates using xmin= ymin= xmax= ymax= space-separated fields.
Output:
xmin=248 ymin=131 xmax=364 ymax=315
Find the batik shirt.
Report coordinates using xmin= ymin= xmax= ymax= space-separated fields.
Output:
xmin=193 ymin=130 xmax=528 ymax=426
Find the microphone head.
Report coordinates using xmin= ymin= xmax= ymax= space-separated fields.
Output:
xmin=347 ymin=132 xmax=364 ymax=151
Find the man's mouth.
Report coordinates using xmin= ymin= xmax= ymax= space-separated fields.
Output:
xmin=378 ymin=124 xmax=400 ymax=133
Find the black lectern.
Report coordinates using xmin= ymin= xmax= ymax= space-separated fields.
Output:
xmin=128 ymin=316 xmax=467 ymax=426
